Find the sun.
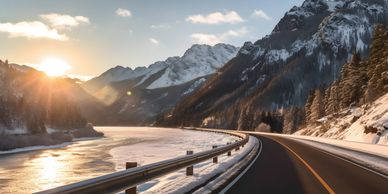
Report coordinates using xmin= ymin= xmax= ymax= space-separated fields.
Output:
xmin=39 ymin=57 xmax=71 ymax=77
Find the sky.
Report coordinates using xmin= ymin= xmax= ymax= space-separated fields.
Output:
xmin=0 ymin=0 xmax=304 ymax=78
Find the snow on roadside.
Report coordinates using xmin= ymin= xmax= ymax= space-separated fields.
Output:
xmin=138 ymin=137 xmax=258 ymax=194
xmin=109 ymin=128 xmax=239 ymax=169
xmin=295 ymin=93 xmax=388 ymax=145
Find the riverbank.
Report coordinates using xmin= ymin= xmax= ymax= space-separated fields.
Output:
xmin=0 ymin=126 xmax=104 ymax=152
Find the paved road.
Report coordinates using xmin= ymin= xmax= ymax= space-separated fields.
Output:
xmin=226 ymin=134 xmax=388 ymax=194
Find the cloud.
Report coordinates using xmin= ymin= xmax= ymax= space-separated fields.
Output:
xmin=0 ymin=21 xmax=68 ymax=41
xmin=252 ymin=10 xmax=271 ymax=20
xmin=149 ymin=38 xmax=159 ymax=45
xmin=186 ymin=11 xmax=244 ymax=24
xmin=116 ymin=8 xmax=132 ymax=17
xmin=150 ymin=24 xmax=170 ymax=29
xmin=191 ymin=27 xmax=248 ymax=45
xmin=40 ymin=13 xmax=90 ymax=28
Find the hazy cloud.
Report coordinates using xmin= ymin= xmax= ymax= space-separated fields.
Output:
xmin=150 ymin=24 xmax=170 ymax=29
xmin=149 ymin=38 xmax=159 ymax=45
xmin=116 ymin=8 xmax=132 ymax=17
xmin=0 ymin=21 xmax=68 ymax=41
xmin=40 ymin=13 xmax=90 ymax=29
xmin=252 ymin=10 xmax=271 ymax=20
xmin=191 ymin=27 xmax=248 ymax=45
xmin=186 ymin=11 xmax=244 ymax=24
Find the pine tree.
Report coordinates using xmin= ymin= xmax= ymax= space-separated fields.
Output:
xmin=338 ymin=53 xmax=367 ymax=108
xmin=304 ymin=90 xmax=315 ymax=123
xmin=364 ymin=25 xmax=388 ymax=102
xmin=325 ymin=81 xmax=340 ymax=115
xmin=310 ymin=89 xmax=324 ymax=123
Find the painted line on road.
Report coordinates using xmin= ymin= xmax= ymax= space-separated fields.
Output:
xmin=271 ymin=138 xmax=336 ymax=194
xmin=303 ymin=141 xmax=388 ymax=179
xmin=220 ymin=138 xmax=263 ymax=194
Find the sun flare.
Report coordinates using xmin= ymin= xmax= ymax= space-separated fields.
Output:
xmin=39 ymin=57 xmax=71 ymax=77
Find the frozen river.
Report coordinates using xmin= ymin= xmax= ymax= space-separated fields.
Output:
xmin=0 ymin=127 xmax=237 ymax=193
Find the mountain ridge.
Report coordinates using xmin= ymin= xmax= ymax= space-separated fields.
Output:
xmin=161 ymin=0 xmax=388 ymax=130
xmin=79 ymin=43 xmax=239 ymax=125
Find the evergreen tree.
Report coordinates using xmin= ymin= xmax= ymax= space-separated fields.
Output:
xmin=310 ymin=89 xmax=324 ymax=123
xmin=336 ymin=53 xmax=369 ymax=108
xmin=365 ymin=24 xmax=388 ymax=102
xmin=304 ymin=90 xmax=315 ymax=123
xmin=325 ymin=81 xmax=340 ymax=115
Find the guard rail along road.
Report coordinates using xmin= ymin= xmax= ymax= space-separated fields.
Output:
xmin=35 ymin=128 xmax=252 ymax=194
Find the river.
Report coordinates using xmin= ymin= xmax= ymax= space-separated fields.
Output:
xmin=0 ymin=127 xmax=236 ymax=193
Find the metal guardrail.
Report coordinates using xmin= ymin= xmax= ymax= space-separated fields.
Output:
xmin=36 ymin=128 xmax=249 ymax=194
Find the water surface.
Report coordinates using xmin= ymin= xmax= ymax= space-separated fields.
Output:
xmin=0 ymin=127 xmax=234 ymax=193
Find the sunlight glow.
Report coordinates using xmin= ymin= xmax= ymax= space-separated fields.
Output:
xmin=39 ymin=57 xmax=71 ymax=77
xmin=40 ymin=156 xmax=62 ymax=180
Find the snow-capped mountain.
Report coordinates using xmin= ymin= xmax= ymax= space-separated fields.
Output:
xmin=146 ymin=44 xmax=238 ymax=89
xmin=83 ymin=43 xmax=238 ymax=93
xmin=82 ymin=64 xmax=160 ymax=93
xmin=80 ymin=43 xmax=238 ymax=125
xmin=163 ymin=0 xmax=388 ymax=129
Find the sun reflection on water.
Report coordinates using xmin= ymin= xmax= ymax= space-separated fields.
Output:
xmin=39 ymin=155 xmax=63 ymax=180
xmin=29 ymin=152 xmax=68 ymax=191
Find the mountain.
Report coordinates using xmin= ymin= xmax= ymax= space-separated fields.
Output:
xmin=298 ymin=24 xmax=388 ymax=144
xmin=161 ymin=0 xmax=388 ymax=130
xmin=80 ymin=43 xmax=238 ymax=125
xmin=0 ymin=60 xmax=96 ymax=134
xmin=82 ymin=64 xmax=161 ymax=94
xmin=0 ymin=60 xmax=104 ymax=150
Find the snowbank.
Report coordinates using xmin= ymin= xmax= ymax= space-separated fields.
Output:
xmin=138 ymin=137 xmax=257 ymax=194
xmin=296 ymin=93 xmax=388 ymax=145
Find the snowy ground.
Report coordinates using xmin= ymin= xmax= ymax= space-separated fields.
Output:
xmin=296 ymin=93 xmax=388 ymax=145
xmin=139 ymin=136 xmax=257 ymax=194
xmin=104 ymin=127 xmax=255 ymax=193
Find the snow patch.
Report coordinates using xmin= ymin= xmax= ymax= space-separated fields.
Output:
xmin=140 ymin=136 xmax=257 ymax=194
xmin=296 ymin=93 xmax=388 ymax=145
xmin=183 ymin=78 xmax=206 ymax=96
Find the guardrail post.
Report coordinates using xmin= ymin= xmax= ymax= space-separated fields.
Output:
xmin=186 ymin=151 xmax=194 ymax=176
xmin=212 ymin=145 xmax=218 ymax=163
xmin=235 ymin=140 xmax=240 ymax=151
xmin=227 ymin=142 xmax=232 ymax=156
xmin=125 ymin=162 xmax=137 ymax=194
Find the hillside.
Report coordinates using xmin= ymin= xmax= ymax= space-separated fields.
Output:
xmin=0 ymin=60 xmax=103 ymax=150
xmin=297 ymin=24 xmax=388 ymax=144
xmin=297 ymin=93 xmax=388 ymax=145
xmin=161 ymin=0 xmax=388 ymax=131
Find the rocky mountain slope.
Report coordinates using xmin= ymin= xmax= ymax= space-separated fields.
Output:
xmin=81 ymin=44 xmax=238 ymax=125
xmin=161 ymin=0 xmax=388 ymax=130
xmin=297 ymin=24 xmax=388 ymax=144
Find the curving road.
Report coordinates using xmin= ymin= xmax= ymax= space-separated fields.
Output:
xmin=226 ymin=134 xmax=388 ymax=194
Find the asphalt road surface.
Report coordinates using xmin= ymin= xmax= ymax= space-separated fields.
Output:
xmin=226 ymin=134 xmax=388 ymax=194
